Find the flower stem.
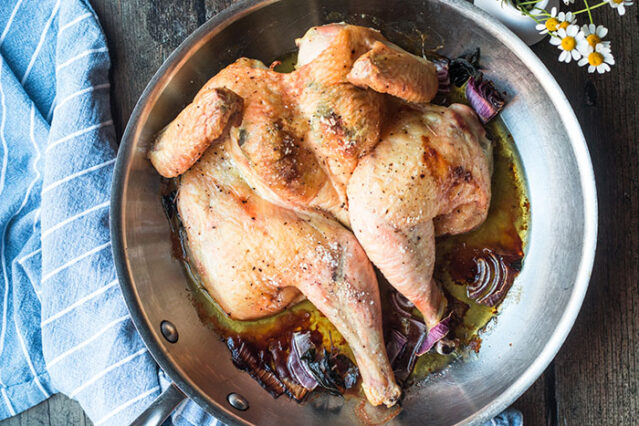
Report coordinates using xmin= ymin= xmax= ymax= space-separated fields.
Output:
xmin=583 ymin=0 xmax=594 ymax=24
xmin=573 ymin=1 xmax=608 ymax=14
xmin=516 ymin=0 xmax=542 ymax=5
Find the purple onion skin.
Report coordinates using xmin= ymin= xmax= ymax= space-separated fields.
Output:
xmin=465 ymin=75 xmax=505 ymax=124
xmin=386 ymin=328 xmax=408 ymax=365
xmin=288 ymin=332 xmax=318 ymax=390
xmin=434 ymin=58 xmax=451 ymax=94
xmin=416 ymin=314 xmax=452 ymax=356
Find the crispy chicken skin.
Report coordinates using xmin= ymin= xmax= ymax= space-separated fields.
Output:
xmin=148 ymin=87 xmax=242 ymax=177
xmin=149 ymin=23 xmax=492 ymax=408
xmin=347 ymin=41 xmax=439 ymax=104
xmin=179 ymin=139 xmax=401 ymax=407
xmin=347 ymin=104 xmax=492 ymax=328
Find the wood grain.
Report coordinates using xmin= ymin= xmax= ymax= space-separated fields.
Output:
xmin=47 ymin=394 xmax=88 ymax=426
xmin=2 ymin=1 xmax=637 ymax=425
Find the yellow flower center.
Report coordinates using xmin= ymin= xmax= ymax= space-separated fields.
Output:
xmin=588 ymin=52 xmax=604 ymax=66
xmin=545 ymin=18 xmax=560 ymax=32
xmin=559 ymin=21 xmax=569 ymax=30
xmin=612 ymin=0 xmax=623 ymax=4
xmin=586 ymin=34 xmax=601 ymax=47
xmin=561 ymin=36 xmax=576 ymax=51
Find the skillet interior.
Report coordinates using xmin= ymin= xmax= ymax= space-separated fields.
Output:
xmin=111 ymin=0 xmax=597 ymax=424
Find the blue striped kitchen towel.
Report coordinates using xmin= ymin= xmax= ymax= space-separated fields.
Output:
xmin=0 ymin=1 xmax=522 ymax=425
xmin=0 ymin=0 xmax=220 ymax=424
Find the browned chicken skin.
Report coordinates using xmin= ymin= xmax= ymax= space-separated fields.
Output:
xmin=148 ymin=23 xmax=492 ymax=408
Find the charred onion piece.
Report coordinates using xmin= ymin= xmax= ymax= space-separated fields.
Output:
xmin=286 ymin=331 xmax=359 ymax=395
xmin=449 ymin=48 xmax=481 ymax=87
xmin=390 ymin=291 xmax=415 ymax=317
xmin=386 ymin=290 xmax=455 ymax=381
xmin=386 ymin=328 xmax=408 ymax=365
xmin=288 ymin=332 xmax=319 ymax=391
xmin=269 ymin=341 xmax=309 ymax=401
xmin=226 ymin=337 xmax=287 ymax=397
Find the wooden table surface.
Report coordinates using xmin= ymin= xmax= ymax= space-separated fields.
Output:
xmin=2 ymin=0 xmax=637 ymax=425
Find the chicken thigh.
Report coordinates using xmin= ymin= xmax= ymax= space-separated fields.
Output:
xmin=348 ymin=104 xmax=493 ymax=328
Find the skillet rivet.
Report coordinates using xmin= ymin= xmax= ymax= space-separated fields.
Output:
xmin=160 ymin=320 xmax=179 ymax=343
xmin=227 ymin=393 xmax=249 ymax=411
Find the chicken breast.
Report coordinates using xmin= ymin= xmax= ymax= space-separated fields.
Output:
xmin=348 ymin=104 xmax=492 ymax=328
xmin=292 ymin=23 xmax=439 ymax=216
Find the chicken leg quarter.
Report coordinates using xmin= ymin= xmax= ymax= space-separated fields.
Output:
xmin=348 ymin=104 xmax=493 ymax=328
xmin=177 ymin=139 xmax=400 ymax=406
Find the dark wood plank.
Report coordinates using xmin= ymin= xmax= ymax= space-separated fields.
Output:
xmin=513 ymin=370 xmax=548 ymax=426
xmin=91 ymin=0 xmax=208 ymax=139
xmin=47 ymin=394 xmax=87 ymax=426
xmin=16 ymin=399 xmax=49 ymax=426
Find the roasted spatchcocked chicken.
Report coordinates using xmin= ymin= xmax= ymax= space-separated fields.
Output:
xmin=148 ymin=23 xmax=493 ymax=408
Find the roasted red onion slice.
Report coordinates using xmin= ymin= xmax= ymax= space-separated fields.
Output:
xmin=288 ymin=332 xmax=319 ymax=391
xmin=386 ymin=288 xmax=456 ymax=380
xmin=465 ymin=74 xmax=505 ymax=124
xmin=467 ymin=249 xmax=518 ymax=306
xmin=390 ymin=291 xmax=415 ymax=317
xmin=386 ymin=328 xmax=408 ymax=365
xmin=416 ymin=314 xmax=451 ymax=356
xmin=226 ymin=336 xmax=287 ymax=397
xmin=433 ymin=58 xmax=450 ymax=94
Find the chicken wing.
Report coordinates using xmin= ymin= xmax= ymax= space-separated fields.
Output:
xmin=148 ymin=87 xmax=243 ymax=178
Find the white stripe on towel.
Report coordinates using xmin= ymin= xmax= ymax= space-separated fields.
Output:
xmin=47 ymin=314 xmax=129 ymax=368
xmin=0 ymin=60 xmax=9 ymax=358
xmin=54 ymin=83 xmax=110 ymax=114
xmin=41 ymin=241 xmax=111 ymax=283
xmin=46 ymin=119 xmax=113 ymax=153
xmin=42 ymin=200 xmax=110 ymax=239
xmin=94 ymin=385 xmax=161 ymax=425
xmin=17 ymin=247 xmax=41 ymax=266
xmin=69 ymin=348 xmax=147 ymax=398
xmin=21 ymin=0 xmax=61 ymax=85
xmin=0 ymin=388 xmax=15 ymax=417
xmin=0 ymin=0 xmax=24 ymax=46
xmin=42 ymin=279 xmax=118 ymax=326
xmin=14 ymin=325 xmax=50 ymax=399
xmin=59 ymin=12 xmax=92 ymax=33
xmin=56 ymin=47 xmax=108 ymax=72
xmin=42 ymin=158 xmax=115 ymax=194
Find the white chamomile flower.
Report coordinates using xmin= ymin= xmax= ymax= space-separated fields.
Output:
xmin=563 ymin=0 xmax=575 ymax=4
xmin=550 ymin=25 xmax=582 ymax=63
xmin=577 ymin=24 xmax=611 ymax=53
xmin=577 ymin=44 xmax=615 ymax=73
xmin=607 ymin=0 xmax=633 ymax=16
xmin=535 ymin=7 xmax=576 ymax=35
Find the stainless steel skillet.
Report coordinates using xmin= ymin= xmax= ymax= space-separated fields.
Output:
xmin=110 ymin=0 xmax=597 ymax=424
